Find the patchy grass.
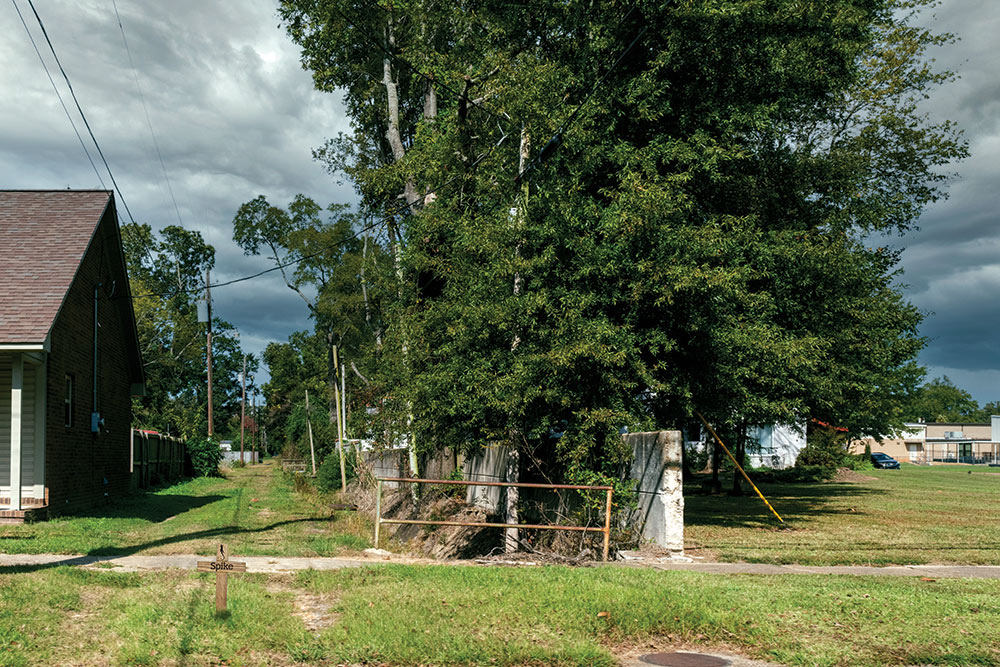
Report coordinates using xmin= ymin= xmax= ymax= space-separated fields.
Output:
xmin=1 ymin=564 xmax=998 ymax=666
xmin=685 ymin=464 xmax=1000 ymax=565
xmin=0 ymin=463 xmax=371 ymax=558
xmin=0 ymin=567 xmax=310 ymax=666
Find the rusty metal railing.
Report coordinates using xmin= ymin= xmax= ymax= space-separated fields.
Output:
xmin=374 ymin=477 xmax=614 ymax=561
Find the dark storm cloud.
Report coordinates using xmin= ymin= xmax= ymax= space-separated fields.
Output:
xmin=0 ymin=0 xmax=354 ymax=385
xmin=889 ymin=1 xmax=1000 ymax=402
xmin=2 ymin=0 xmax=997 ymax=402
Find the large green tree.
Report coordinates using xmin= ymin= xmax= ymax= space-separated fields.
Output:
xmin=122 ymin=223 xmax=256 ymax=439
xmin=276 ymin=0 xmax=964 ymax=487
xmin=233 ymin=196 xmax=390 ymax=455
xmin=904 ymin=376 xmax=980 ymax=423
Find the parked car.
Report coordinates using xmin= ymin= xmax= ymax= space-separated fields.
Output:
xmin=871 ymin=452 xmax=901 ymax=469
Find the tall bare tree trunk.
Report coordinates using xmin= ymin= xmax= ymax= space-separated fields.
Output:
xmin=382 ymin=16 xmax=427 ymax=484
xmin=730 ymin=420 xmax=747 ymax=496
xmin=710 ymin=437 xmax=722 ymax=494
xmin=504 ymin=128 xmax=530 ymax=554
xmin=382 ymin=22 xmax=419 ymax=212
xmin=361 ymin=231 xmax=382 ymax=350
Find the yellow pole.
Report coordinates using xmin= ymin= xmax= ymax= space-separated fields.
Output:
xmin=696 ymin=411 xmax=784 ymax=523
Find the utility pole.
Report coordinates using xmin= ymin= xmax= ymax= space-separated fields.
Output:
xmin=305 ymin=389 xmax=317 ymax=475
xmin=333 ymin=346 xmax=347 ymax=490
xmin=239 ymin=353 xmax=246 ymax=464
xmin=205 ymin=269 xmax=214 ymax=437
xmin=250 ymin=393 xmax=256 ymax=462
xmin=341 ymin=362 xmax=347 ymax=444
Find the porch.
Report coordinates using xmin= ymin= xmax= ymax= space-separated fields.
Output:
xmin=0 ymin=351 xmax=47 ymax=519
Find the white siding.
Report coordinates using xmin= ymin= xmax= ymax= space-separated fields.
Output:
xmin=0 ymin=359 xmax=39 ymax=500
xmin=748 ymin=423 xmax=806 ymax=469
xmin=0 ymin=361 xmax=9 ymax=492
xmin=20 ymin=365 xmax=35 ymax=497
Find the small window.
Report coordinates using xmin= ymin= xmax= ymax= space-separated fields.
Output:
xmin=64 ymin=375 xmax=74 ymax=428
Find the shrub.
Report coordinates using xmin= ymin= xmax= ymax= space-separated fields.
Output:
xmin=187 ymin=436 xmax=222 ymax=477
xmin=281 ymin=441 xmax=302 ymax=460
xmin=796 ymin=425 xmax=850 ymax=469
xmin=844 ymin=453 xmax=875 ymax=471
xmin=315 ymin=449 xmax=359 ymax=494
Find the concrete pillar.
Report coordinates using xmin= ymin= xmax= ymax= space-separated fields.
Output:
xmin=625 ymin=430 xmax=684 ymax=552
xmin=9 ymin=353 xmax=22 ymax=511
xmin=504 ymin=448 xmax=519 ymax=553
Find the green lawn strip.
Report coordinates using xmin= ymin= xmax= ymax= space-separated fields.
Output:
xmin=0 ymin=464 xmax=371 ymax=558
xmin=1 ymin=565 xmax=998 ymax=666
xmin=685 ymin=465 xmax=1000 ymax=565
xmin=292 ymin=565 xmax=1000 ymax=666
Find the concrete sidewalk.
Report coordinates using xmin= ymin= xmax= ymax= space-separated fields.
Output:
xmin=0 ymin=552 xmax=380 ymax=572
xmin=3 ymin=552 xmax=1000 ymax=578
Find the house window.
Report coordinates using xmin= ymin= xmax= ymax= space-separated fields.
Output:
xmin=64 ymin=375 xmax=74 ymax=427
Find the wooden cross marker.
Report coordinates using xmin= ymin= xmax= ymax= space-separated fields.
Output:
xmin=197 ymin=543 xmax=247 ymax=613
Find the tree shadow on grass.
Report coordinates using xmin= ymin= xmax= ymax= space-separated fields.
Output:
xmin=69 ymin=493 xmax=229 ymax=523
xmin=0 ymin=516 xmax=330 ymax=574
xmin=683 ymin=478 xmax=888 ymax=529
xmin=683 ymin=476 xmax=1000 ymax=556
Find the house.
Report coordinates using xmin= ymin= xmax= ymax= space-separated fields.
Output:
xmin=746 ymin=423 xmax=806 ymax=469
xmin=850 ymin=417 xmax=1000 ymax=465
xmin=0 ymin=190 xmax=144 ymax=522
xmin=686 ymin=423 xmax=807 ymax=470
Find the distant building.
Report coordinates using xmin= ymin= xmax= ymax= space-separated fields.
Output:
xmin=0 ymin=190 xmax=144 ymax=522
xmin=746 ymin=424 xmax=806 ymax=469
xmin=851 ymin=417 xmax=1000 ymax=465
xmin=686 ymin=423 xmax=806 ymax=470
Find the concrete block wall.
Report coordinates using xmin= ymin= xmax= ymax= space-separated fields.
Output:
xmin=463 ymin=445 xmax=512 ymax=513
xmin=363 ymin=447 xmax=459 ymax=489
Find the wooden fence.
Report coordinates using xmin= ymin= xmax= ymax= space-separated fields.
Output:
xmin=131 ymin=429 xmax=187 ymax=490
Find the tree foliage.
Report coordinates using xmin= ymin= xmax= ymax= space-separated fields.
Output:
xmin=270 ymin=0 xmax=966 ymax=483
xmin=233 ymin=196 xmax=393 ymax=458
xmin=122 ymin=223 xmax=257 ymax=440
xmin=904 ymin=376 xmax=991 ymax=423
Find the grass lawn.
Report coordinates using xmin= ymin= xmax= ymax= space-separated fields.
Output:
xmin=0 ymin=463 xmax=370 ymax=557
xmin=4 ymin=458 xmax=1000 ymax=567
xmin=685 ymin=464 xmax=1000 ymax=565
xmin=1 ymin=564 xmax=998 ymax=666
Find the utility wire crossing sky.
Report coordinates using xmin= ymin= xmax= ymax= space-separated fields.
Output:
xmin=0 ymin=0 xmax=997 ymax=402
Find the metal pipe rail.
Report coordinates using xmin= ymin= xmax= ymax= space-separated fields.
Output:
xmin=374 ymin=477 xmax=615 ymax=561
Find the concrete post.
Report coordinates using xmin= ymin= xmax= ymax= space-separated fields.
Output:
xmin=625 ymin=430 xmax=684 ymax=552
xmin=504 ymin=448 xmax=519 ymax=553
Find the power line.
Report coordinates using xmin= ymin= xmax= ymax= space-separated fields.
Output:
xmin=132 ymin=5 xmax=649 ymax=301
xmin=127 ymin=216 xmax=384 ymax=300
xmin=24 ymin=0 xmax=137 ymax=224
xmin=10 ymin=0 xmax=107 ymax=190
xmin=111 ymin=0 xmax=184 ymax=227
xmin=126 ymin=128 xmax=515 ymax=301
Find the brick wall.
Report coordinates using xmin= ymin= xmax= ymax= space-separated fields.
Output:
xmin=44 ymin=212 xmax=134 ymax=513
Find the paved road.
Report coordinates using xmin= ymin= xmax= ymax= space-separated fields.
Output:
xmin=3 ymin=552 xmax=1000 ymax=578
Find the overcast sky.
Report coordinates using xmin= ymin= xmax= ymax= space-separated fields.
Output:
xmin=0 ymin=1 xmax=996 ymax=403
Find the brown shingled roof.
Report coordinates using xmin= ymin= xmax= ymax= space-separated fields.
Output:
xmin=0 ymin=190 xmax=112 ymax=344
